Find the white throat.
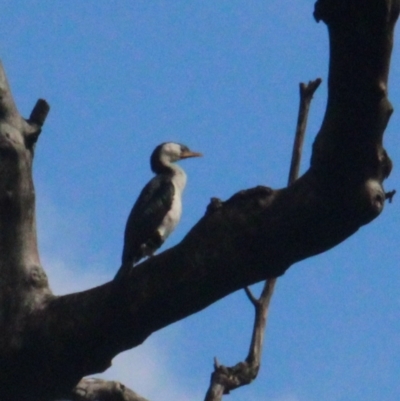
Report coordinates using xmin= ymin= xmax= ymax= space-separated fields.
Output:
xmin=169 ymin=163 xmax=187 ymax=191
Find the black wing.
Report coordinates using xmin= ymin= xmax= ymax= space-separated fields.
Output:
xmin=122 ymin=173 xmax=174 ymax=266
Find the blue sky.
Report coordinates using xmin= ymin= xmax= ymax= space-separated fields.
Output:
xmin=1 ymin=2 xmax=400 ymax=401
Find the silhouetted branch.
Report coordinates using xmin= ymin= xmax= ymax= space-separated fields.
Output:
xmin=204 ymin=280 xmax=276 ymax=401
xmin=29 ymin=99 xmax=50 ymax=127
xmin=23 ymin=98 xmax=51 ymax=144
xmin=244 ymin=286 xmax=258 ymax=307
xmin=385 ymin=189 xmax=396 ymax=203
xmin=71 ymin=378 xmax=150 ymax=401
xmin=204 ymin=76 xmax=321 ymax=401
xmin=288 ymin=78 xmax=322 ymax=185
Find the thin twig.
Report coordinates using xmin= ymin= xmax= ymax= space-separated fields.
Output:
xmin=245 ymin=278 xmax=276 ymax=366
xmin=385 ymin=189 xmax=396 ymax=203
xmin=204 ymin=78 xmax=322 ymax=401
xmin=288 ymin=78 xmax=322 ymax=185
xmin=244 ymin=286 xmax=259 ymax=307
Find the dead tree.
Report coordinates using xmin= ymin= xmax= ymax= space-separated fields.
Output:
xmin=0 ymin=1 xmax=398 ymax=400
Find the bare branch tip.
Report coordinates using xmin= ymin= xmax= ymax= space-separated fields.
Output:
xmin=310 ymin=77 xmax=322 ymax=91
xmin=300 ymin=77 xmax=322 ymax=99
xmin=385 ymin=189 xmax=396 ymax=203
xmin=29 ymin=98 xmax=50 ymax=127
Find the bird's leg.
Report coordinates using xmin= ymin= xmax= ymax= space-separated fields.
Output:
xmin=140 ymin=243 xmax=154 ymax=258
xmin=141 ymin=233 xmax=164 ymax=259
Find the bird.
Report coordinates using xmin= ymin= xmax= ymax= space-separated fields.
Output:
xmin=121 ymin=142 xmax=202 ymax=269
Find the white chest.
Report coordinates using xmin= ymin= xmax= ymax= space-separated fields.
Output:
xmin=158 ymin=169 xmax=187 ymax=240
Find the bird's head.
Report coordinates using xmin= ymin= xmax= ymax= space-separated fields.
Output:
xmin=151 ymin=142 xmax=202 ymax=172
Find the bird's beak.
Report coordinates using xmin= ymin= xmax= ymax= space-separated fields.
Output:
xmin=180 ymin=151 xmax=203 ymax=159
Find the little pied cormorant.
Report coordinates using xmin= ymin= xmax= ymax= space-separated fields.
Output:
xmin=121 ymin=142 xmax=202 ymax=267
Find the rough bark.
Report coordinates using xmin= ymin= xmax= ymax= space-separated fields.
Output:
xmin=0 ymin=1 xmax=398 ymax=400
xmin=70 ymin=378 xmax=149 ymax=401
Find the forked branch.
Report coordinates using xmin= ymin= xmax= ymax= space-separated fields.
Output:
xmin=204 ymin=78 xmax=322 ymax=401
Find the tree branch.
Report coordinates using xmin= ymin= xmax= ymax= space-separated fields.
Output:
xmin=204 ymin=76 xmax=322 ymax=400
xmin=24 ymin=99 xmax=50 ymax=145
xmin=288 ymin=78 xmax=322 ymax=185
xmin=204 ymin=280 xmax=276 ymax=401
xmin=70 ymin=378 xmax=150 ymax=401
